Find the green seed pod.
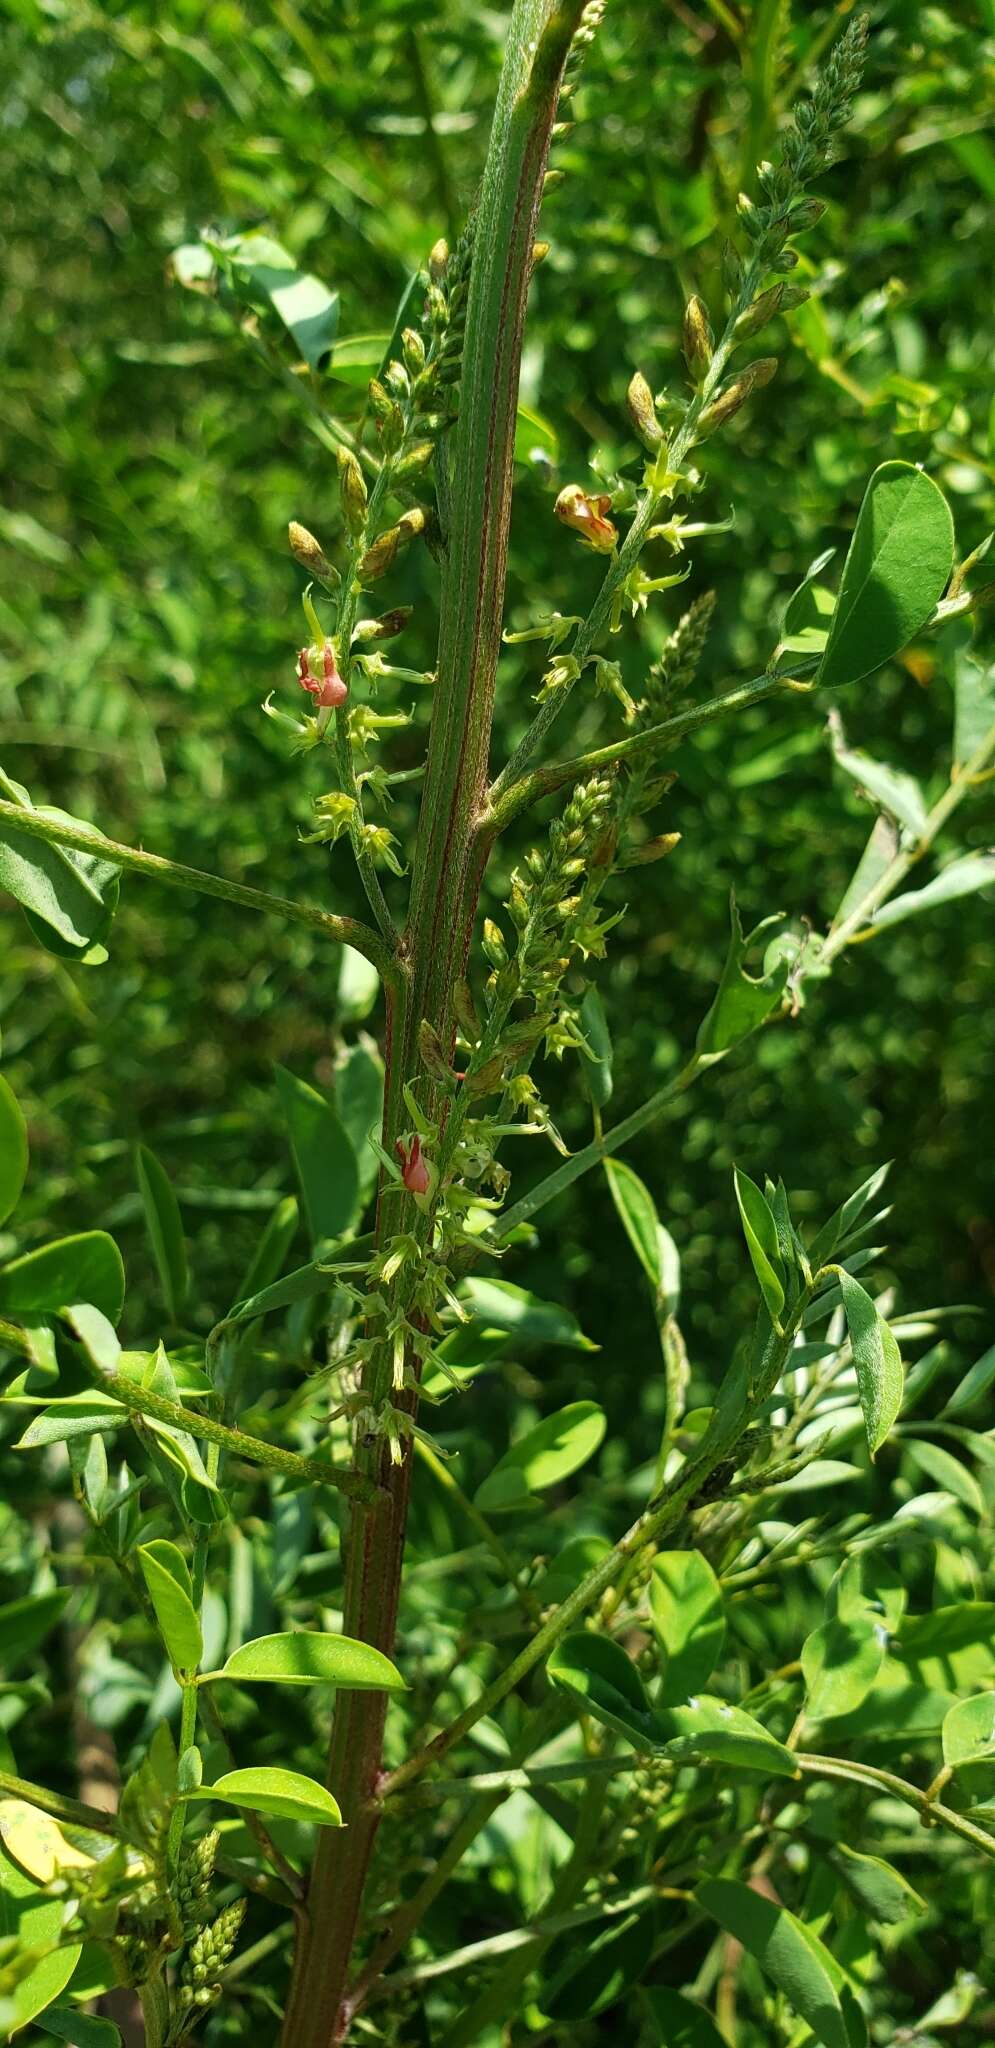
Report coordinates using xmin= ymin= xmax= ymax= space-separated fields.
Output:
xmin=626 ymin=369 xmax=663 ymax=449
xmin=336 ymin=448 xmax=368 ymax=537
xmin=682 ymin=295 xmax=713 ymax=381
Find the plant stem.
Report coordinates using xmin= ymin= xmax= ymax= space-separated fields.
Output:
xmin=795 ymin=1753 xmax=995 ymax=1862
xmin=0 ymin=1767 xmax=120 ymax=1836
xmin=0 ymin=797 xmax=394 ymax=979
xmin=70 ymin=1367 xmax=378 ymax=1502
xmin=279 ymin=10 xmax=589 ymax=2042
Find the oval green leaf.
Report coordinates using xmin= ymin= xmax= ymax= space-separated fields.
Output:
xmin=274 ymin=1064 xmax=360 ymax=1246
xmin=818 ymin=461 xmax=955 ymax=690
xmin=801 ymin=1613 xmax=885 ymax=1720
xmin=0 ymin=1232 xmax=125 ymax=1326
xmin=547 ymin=1633 xmax=657 ymax=1749
xmin=475 ymin=1401 xmax=606 ymax=1514
xmin=652 ymin=1696 xmax=799 ymax=1778
xmin=0 ymin=1843 xmax=82 ymax=2034
xmin=942 ymin=1691 xmax=995 ymax=1771
xmin=216 ymin=1631 xmax=405 ymax=1690
xmin=650 ymin=1550 xmax=725 ymax=1706
xmin=138 ymin=1539 xmax=203 ymax=1673
xmin=188 ymin=1766 xmax=342 ymax=1827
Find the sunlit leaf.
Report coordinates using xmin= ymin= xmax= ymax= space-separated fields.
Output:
xmin=650 ymin=1550 xmax=725 ymax=1706
xmin=475 ymin=1401 xmax=606 ymax=1513
xmin=185 ymin=1766 xmax=342 ymax=1827
xmin=818 ymin=461 xmax=954 ymax=689
xmin=215 ymin=1631 xmax=405 ymax=1690
xmin=697 ymin=1879 xmax=864 ymax=2048
xmin=138 ymin=1539 xmax=203 ymax=1672
xmin=0 ymin=1073 xmax=27 ymax=1224
xmin=839 ymin=1272 xmax=904 ymax=1456
xmin=135 ymin=1144 xmax=188 ymax=1320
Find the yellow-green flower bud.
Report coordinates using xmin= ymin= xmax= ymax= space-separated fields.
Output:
xmin=697 ymin=356 xmax=778 ymax=435
xmin=428 ymin=238 xmax=449 ymax=284
xmin=402 ymin=326 xmax=426 ymax=374
xmin=482 ymin=918 xmax=508 ymax=969
xmin=336 ymin=448 xmax=368 ymax=537
xmin=288 ymin=521 xmax=338 ymax=589
xmin=682 ymin=295 xmax=713 ymax=381
xmin=626 ymin=370 xmax=662 ymax=450
xmin=734 ymin=283 xmax=785 ymax=339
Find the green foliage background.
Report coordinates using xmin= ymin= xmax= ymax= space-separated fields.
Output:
xmin=2 ymin=1 xmax=995 ymax=2040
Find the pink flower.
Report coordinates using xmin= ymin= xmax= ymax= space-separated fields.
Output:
xmin=298 ymin=642 xmax=348 ymax=708
xmin=395 ymin=1134 xmax=430 ymax=1195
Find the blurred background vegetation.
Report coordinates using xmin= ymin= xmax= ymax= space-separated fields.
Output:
xmin=3 ymin=0 xmax=995 ymax=2036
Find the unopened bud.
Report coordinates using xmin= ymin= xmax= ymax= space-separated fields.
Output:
xmin=482 ymin=918 xmax=508 ymax=970
xmin=358 ymin=507 xmax=426 ymax=582
xmin=336 ymin=449 xmax=368 ymax=536
xmin=288 ymin=521 xmax=339 ymax=589
xmin=697 ymin=357 xmax=778 ymax=435
xmin=419 ymin=1017 xmax=453 ymax=1085
xmin=542 ymin=168 xmax=565 ymax=194
xmin=734 ymin=283 xmax=784 ymax=339
xmin=682 ymin=296 xmax=713 ymax=381
xmin=554 ymin=484 xmax=618 ymax=554
xmin=368 ymin=378 xmax=404 ymax=453
xmin=791 ymin=197 xmax=827 ymax=230
xmin=626 ymin=370 xmax=662 ymax=450
xmin=779 ymin=284 xmax=811 ymax=311
xmin=351 ymin=607 xmax=412 ymax=644
xmin=384 ymin=360 xmax=409 ymax=399
xmin=394 ymin=441 xmax=435 ymax=479
xmin=428 ymin=238 xmax=449 ymax=284
xmin=529 ymin=240 xmax=551 ymax=274
xmin=402 ymin=326 xmax=426 ymax=373
xmin=617 ymin=831 xmax=681 ymax=868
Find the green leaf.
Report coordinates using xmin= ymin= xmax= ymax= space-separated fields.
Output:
xmin=650 ymin=1696 xmax=799 ymax=1778
xmin=335 ymin=1042 xmax=385 ymax=1205
xmin=0 ymin=1844 xmax=82 ymax=2035
xmin=604 ymin=1159 xmax=677 ymax=1305
xmin=36 ymin=2009 xmax=122 ymax=2047
xmin=579 ymin=985 xmax=613 ymax=1108
xmin=16 ymin=1392 xmax=126 ymax=1449
xmin=475 ymin=1401 xmax=606 ymax=1513
xmin=828 ymin=1843 xmax=924 ymax=1925
xmin=0 ymin=781 xmax=120 ymax=961
xmin=59 ymin=1301 xmax=121 ymax=1374
xmin=902 ymin=1435 xmax=984 ymax=1514
xmin=337 ymin=943 xmax=381 ymax=1020
xmin=801 ymin=1614 xmax=886 ymax=1719
xmin=218 ymin=231 xmax=339 ymax=368
xmin=274 ymin=1064 xmax=360 ymax=1245
xmin=327 ymin=332 xmax=390 ymax=387
xmin=458 ymin=1277 xmax=596 ymax=1351
xmin=942 ymin=1342 xmax=995 ymax=1419
xmin=829 ymin=728 xmax=928 ymax=839
xmin=650 ymin=1550 xmax=725 ymax=1706
xmin=0 ymin=1073 xmax=28 ymax=1224
xmin=831 ymin=815 xmax=900 ymax=929
xmin=953 ymin=648 xmax=995 ymax=771
xmin=643 ymin=1988 xmax=727 ymax=2046
xmin=0 ymin=1232 xmax=125 ymax=1325
xmin=839 ymin=1272 xmax=904 ymax=1456
xmin=233 ymin=1195 xmax=300 ymax=1310
xmin=0 ymin=1589 xmax=71 ymax=1670
xmin=781 ymin=545 xmax=836 ymax=639
xmin=942 ymin=1691 xmax=995 ymax=1770
xmin=697 ymin=1878 xmax=864 ymax=2048
xmin=215 ymin=1631 xmax=405 ymax=1690
xmin=696 ymin=896 xmax=788 ymax=1058
xmin=734 ymin=1167 xmax=785 ymax=1322
xmin=138 ymin=1540 xmax=203 ymax=1672
xmin=540 ymin=1908 xmax=652 ymax=2020
xmin=186 ymin=1766 xmax=342 ymax=1827
xmin=867 ymin=853 xmax=995 ymax=932
xmin=547 ymin=1633 xmax=657 ymax=1749
xmin=808 ymin=1164 xmax=891 ymax=1268
xmin=135 ymin=1145 xmax=188 ymax=1320
xmin=514 ymin=402 xmax=559 ymax=469
xmin=818 ymin=461 xmax=955 ymax=690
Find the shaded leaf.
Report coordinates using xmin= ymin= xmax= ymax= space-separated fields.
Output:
xmin=734 ymin=1167 xmax=785 ymax=1322
xmin=541 ymin=1908 xmax=651 ymax=2020
xmin=547 ymin=1633 xmax=657 ymax=1749
xmin=868 ymin=853 xmax=995 ymax=932
xmin=135 ymin=1145 xmax=188 ymax=1320
xmin=579 ymin=986 xmax=613 ymax=1107
xmin=697 ymin=1879 xmax=863 ymax=2048
xmin=35 ymin=2010 xmax=122 ymax=2047
xmin=0 ymin=1589 xmax=71 ymax=1670
xmin=643 ymin=1988 xmax=727 ymax=2046
xmin=942 ymin=1691 xmax=995 ymax=1771
xmin=942 ymin=1342 xmax=995 ymax=1419
xmin=0 ymin=1073 xmax=27 ymax=1224
xmin=953 ymin=648 xmax=995 ymax=771
xmin=829 ymin=1843 xmax=924 ymax=1925
xmin=475 ymin=1401 xmax=606 ymax=1513
xmin=458 ymin=1277 xmax=596 ymax=1351
xmin=902 ymin=1436 xmax=984 ymax=1514
xmin=802 ymin=1614 xmax=885 ymax=1719
xmin=274 ymin=1064 xmax=360 ymax=1245
xmin=650 ymin=1550 xmax=725 ymax=1706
